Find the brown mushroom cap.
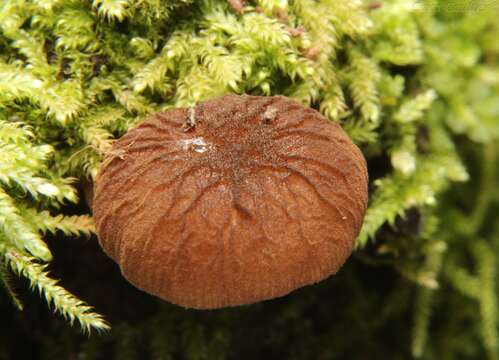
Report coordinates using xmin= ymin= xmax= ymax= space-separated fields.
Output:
xmin=93 ymin=94 xmax=368 ymax=309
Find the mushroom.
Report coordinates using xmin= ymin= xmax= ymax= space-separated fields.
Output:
xmin=93 ymin=94 xmax=368 ymax=309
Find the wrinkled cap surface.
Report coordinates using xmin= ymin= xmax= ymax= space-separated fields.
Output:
xmin=93 ymin=94 xmax=368 ymax=309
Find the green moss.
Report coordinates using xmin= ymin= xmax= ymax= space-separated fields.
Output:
xmin=0 ymin=0 xmax=498 ymax=358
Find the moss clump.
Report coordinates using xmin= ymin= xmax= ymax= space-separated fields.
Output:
xmin=0 ymin=0 xmax=498 ymax=358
